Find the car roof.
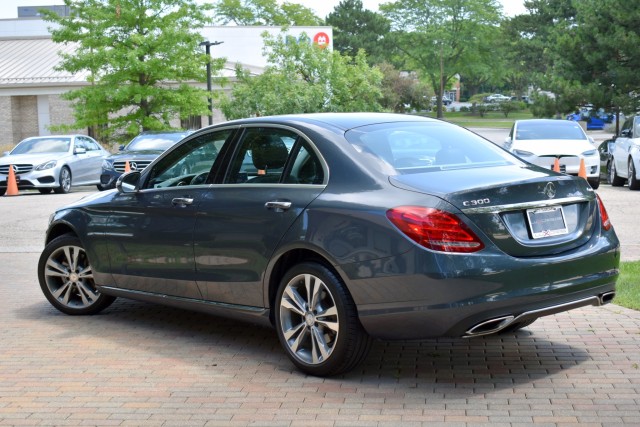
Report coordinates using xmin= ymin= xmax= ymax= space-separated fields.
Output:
xmin=215 ymin=113 xmax=441 ymax=132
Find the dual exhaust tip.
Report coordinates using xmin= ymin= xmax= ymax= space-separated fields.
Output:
xmin=464 ymin=291 xmax=615 ymax=338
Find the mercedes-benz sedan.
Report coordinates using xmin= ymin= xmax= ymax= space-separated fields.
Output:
xmin=0 ymin=135 xmax=110 ymax=195
xmin=38 ymin=113 xmax=619 ymax=376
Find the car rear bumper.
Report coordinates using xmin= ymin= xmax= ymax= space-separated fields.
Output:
xmin=343 ymin=235 xmax=619 ymax=340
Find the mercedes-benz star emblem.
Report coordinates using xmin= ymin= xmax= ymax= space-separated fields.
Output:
xmin=129 ymin=162 xmax=138 ymax=171
xmin=543 ymin=182 xmax=556 ymax=199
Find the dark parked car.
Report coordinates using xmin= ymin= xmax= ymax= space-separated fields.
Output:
xmin=99 ymin=130 xmax=192 ymax=189
xmin=38 ymin=113 xmax=619 ymax=376
xmin=598 ymin=138 xmax=616 ymax=183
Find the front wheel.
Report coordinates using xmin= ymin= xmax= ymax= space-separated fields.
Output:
xmin=628 ymin=159 xmax=640 ymax=190
xmin=275 ymin=262 xmax=371 ymax=376
xmin=609 ymin=161 xmax=625 ymax=187
xmin=54 ymin=167 xmax=72 ymax=194
xmin=38 ymin=234 xmax=116 ymax=315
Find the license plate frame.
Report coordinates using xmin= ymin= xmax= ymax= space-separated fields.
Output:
xmin=526 ymin=206 xmax=569 ymax=239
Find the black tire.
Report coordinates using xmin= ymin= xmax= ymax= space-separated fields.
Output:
xmin=587 ymin=177 xmax=600 ymax=190
xmin=275 ymin=262 xmax=372 ymax=376
xmin=38 ymin=188 xmax=53 ymax=194
xmin=0 ymin=187 xmax=7 ymax=196
xmin=628 ymin=159 xmax=640 ymax=190
xmin=54 ymin=167 xmax=72 ymax=194
xmin=609 ymin=161 xmax=625 ymax=187
xmin=499 ymin=318 xmax=536 ymax=333
xmin=38 ymin=234 xmax=116 ymax=315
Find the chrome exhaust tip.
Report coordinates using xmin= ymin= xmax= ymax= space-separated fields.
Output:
xmin=600 ymin=291 xmax=615 ymax=305
xmin=464 ymin=315 xmax=515 ymax=337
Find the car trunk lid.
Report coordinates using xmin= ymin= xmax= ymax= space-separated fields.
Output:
xmin=390 ymin=164 xmax=598 ymax=257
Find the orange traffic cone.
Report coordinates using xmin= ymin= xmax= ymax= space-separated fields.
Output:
xmin=124 ymin=161 xmax=131 ymax=173
xmin=5 ymin=165 xmax=19 ymax=196
xmin=578 ymin=158 xmax=587 ymax=180
xmin=553 ymin=158 xmax=560 ymax=172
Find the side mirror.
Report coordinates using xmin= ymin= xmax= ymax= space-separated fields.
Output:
xmin=620 ymin=129 xmax=631 ymax=138
xmin=116 ymin=171 xmax=141 ymax=194
xmin=118 ymin=145 xmax=125 ymax=151
xmin=74 ymin=147 xmax=87 ymax=155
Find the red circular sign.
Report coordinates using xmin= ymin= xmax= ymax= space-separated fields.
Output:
xmin=313 ymin=32 xmax=330 ymax=49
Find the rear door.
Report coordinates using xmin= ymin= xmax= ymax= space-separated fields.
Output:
xmin=193 ymin=126 xmax=326 ymax=307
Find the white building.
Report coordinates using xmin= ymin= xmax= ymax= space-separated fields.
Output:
xmin=0 ymin=18 xmax=332 ymax=145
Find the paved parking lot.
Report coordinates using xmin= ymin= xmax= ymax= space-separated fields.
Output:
xmin=1 ymin=179 xmax=639 ymax=425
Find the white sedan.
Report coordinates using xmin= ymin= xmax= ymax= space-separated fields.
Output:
xmin=0 ymin=135 xmax=110 ymax=195
xmin=609 ymin=115 xmax=640 ymax=190
xmin=504 ymin=119 xmax=601 ymax=189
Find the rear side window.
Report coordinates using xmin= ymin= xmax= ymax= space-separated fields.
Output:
xmin=345 ymin=122 xmax=517 ymax=174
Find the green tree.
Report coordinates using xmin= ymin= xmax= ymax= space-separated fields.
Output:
xmin=378 ymin=63 xmax=430 ymax=113
xmin=567 ymin=0 xmax=640 ymax=117
xmin=381 ymin=0 xmax=502 ymax=118
xmin=217 ymin=32 xmax=383 ymax=119
xmin=325 ymin=0 xmax=391 ymax=66
xmin=42 ymin=0 xmax=220 ymax=141
xmin=212 ymin=0 xmax=322 ymax=25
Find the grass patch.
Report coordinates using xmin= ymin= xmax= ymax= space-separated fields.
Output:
xmin=418 ymin=110 xmax=535 ymax=129
xmin=615 ymin=261 xmax=640 ymax=310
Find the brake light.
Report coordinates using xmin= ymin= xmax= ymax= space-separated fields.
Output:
xmin=386 ymin=206 xmax=485 ymax=253
xmin=595 ymin=194 xmax=612 ymax=231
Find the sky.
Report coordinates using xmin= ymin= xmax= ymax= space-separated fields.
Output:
xmin=0 ymin=0 xmax=526 ymax=20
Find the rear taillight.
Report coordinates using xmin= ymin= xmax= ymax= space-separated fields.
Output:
xmin=386 ymin=206 xmax=484 ymax=253
xmin=595 ymin=194 xmax=612 ymax=231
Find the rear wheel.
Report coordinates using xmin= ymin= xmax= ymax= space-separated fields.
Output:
xmin=38 ymin=234 xmax=115 ymax=315
xmin=54 ymin=167 xmax=72 ymax=194
xmin=275 ymin=262 xmax=371 ymax=376
xmin=628 ymin=159 xmax=640 ymax=190
xmin=609 ymin=161 xmax=625 ymax=187
xmin=0 ymin=188 xmax=5 ymax=196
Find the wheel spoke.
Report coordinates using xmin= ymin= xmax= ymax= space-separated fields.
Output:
xmin=316 ymin=306 xmax=339 ymax=333
xmin=284 ymin=321 xmax=308 ymax=353
xmin=77 ymin=265 xmax=93 ymax=280
xmin=310 ymin=325 xmax=331 ymax=363
xmin=45 ymin=259 xmax=70 ymax=278
xmin=307 ymin=274 xmax=324 ymax=309
xmin=283 ymin=285 xmax=307 ymax=316
xmin=76 ymin=281 xmax=98 ymax=305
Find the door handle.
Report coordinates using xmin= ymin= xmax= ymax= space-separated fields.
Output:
xmin=172 ymin=197 xmax=194 ymax=207
xmin=265 ymin=201 xmax=292 ymax=212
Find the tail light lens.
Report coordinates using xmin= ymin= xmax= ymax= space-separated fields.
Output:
xmin=386 ymin=206 xmax=484 ymax=253
xmin=595 ymin=194 xmax=612 ymax=231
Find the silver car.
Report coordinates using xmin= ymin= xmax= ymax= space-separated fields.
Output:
xmin=0 ymin=135 xmax=110 ymax=195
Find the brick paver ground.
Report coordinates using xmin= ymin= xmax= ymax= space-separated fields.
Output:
xmin=1 ymin=252 xmax=639 ymax=426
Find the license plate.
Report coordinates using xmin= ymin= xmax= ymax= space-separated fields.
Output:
xmin=526 ymin=206 xmax=568 ymax=239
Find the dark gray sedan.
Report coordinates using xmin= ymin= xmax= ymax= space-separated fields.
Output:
xmin=38 ymin=113 xmax=620 ymax=376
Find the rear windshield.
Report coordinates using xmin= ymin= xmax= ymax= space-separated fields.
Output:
xmin=515 ymin=121 xmax=587 ymax=140
xmin=126 ymin=133 xmax=188 ymax=151
xmin=344 ymin=121 xmax=517 ymax=174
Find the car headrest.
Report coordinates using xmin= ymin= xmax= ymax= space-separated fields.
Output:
xmin=251 ymin=136 xmax=288 ymax=170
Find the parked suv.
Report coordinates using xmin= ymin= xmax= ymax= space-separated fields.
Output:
xmin=99 ymin=130 xmax=192 ymax=189
xmin=609 ymin=115 xmax=640 ymax=190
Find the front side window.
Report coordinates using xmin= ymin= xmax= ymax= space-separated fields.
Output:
xmin=146 ymin=130 xmax=233 ymax=189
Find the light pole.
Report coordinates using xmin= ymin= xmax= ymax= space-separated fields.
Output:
xmin=199 ymin=40 xmax=223 ymax=126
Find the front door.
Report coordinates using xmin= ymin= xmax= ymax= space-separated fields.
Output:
xmin=105 ymin=128 xmax=236 ymax=299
